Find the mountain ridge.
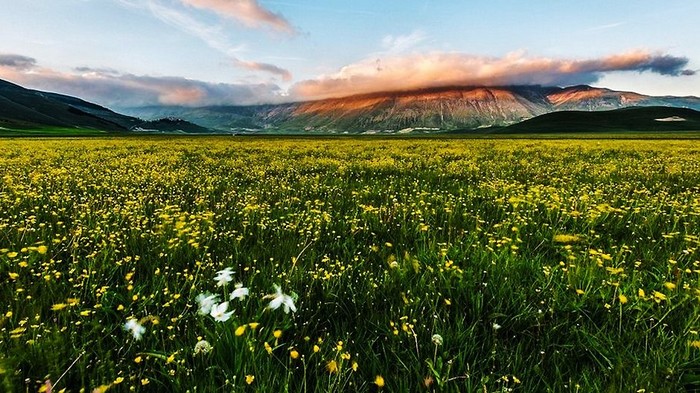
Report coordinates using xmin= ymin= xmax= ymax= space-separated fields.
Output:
xmin=0 ymin=78 xmax=208 ymax=134
xmin=120 ymin=85 xmax=700 ymax=133
xmin=2 ymin=77 xmax=699 ymax=134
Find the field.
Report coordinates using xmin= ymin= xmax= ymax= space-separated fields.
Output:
xmin=1 ymin=137 xmax=699 ymax=392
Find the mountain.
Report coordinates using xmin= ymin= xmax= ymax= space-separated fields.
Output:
xmin=500 ymin=106 xmax=700 ymax=133
xmin=121 ymin=85 xmax=700 ymax=133
xmin=0 ymin=78 xmax=208 ymax=133
xmin=4 ymin=77 xmax=699 ymax=135
xmin=0 ymin=79 xmax=135 ymax=131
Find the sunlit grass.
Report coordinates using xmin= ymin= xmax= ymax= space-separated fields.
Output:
xmin=0 ymin=137 xmax=699 ymax=392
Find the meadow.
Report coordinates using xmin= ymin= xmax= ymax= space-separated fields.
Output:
xmin=0 ymin=137 xmax=699 ymax=392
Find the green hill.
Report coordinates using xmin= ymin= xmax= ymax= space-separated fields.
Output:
xmin=0 ymin=79 xmax=132 ymax=131
xmin=501 ymin=106 xmax=700 ymax=133
xmin=0 ymin=78 xmax=213 ymax=135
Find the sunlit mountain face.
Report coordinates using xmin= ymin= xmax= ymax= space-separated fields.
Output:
xmin=121 ymin=85 xmax=700 ymax=132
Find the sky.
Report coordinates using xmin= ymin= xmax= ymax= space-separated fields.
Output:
xmin=0 ymin=0 xmax=698 ymax=108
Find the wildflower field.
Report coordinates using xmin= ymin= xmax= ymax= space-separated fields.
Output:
xmin=1 ymin=137 xmax=699 ymax=392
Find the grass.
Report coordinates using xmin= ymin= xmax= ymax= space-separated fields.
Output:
xmin=0 ymin=137 xmax=699 ymax=392
xmin=0 ymin=126 xmax=110 ymax=137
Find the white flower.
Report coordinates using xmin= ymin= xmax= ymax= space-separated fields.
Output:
xmin=124 ymin=318 xmax=146 ymax=340
xmin=266 ymin=285 xmax=297 ymax=314
xmin=194 ymin=340 xmax=212 ymax=355
xmin=431 ymin=334 xmax=443 ymax=346
xmin=230 ymin=283 xmax=249 ymax=301
xmin=196 ymin=292 xmax=220 ymax=315
xmin=210 ymin=301 xmax=234 ymax=322
xmin=214 ymin=267 xmax=234 ymax=287
xmin=492 ymin=323 xmax=502 ymax=331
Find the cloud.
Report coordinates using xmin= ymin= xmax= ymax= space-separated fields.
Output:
xmin=584 ymin=22 xmax=626 ymax=32
xmin=116 ymin=0 xmax=291 ymax=81
xmin=0 ymin=54 xmax=284 ymax=107
xmin=290 ymin=50 xmax=695 ymax=100
xmin=0 ymin=54 xmax=37 ymax=70
xmin=233 ymin=59 xmax=292 ymax=81
xmin=179 ymin=0 xmax=295 ymax=34
xmin=118 ymin=0 xmax=244 ymax=57
xmin=381 ymin=30 xmax=427 ymax=54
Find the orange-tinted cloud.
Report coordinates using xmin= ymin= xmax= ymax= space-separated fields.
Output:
xmin=291 ymin=50 xmax=695 ymax=100
xmin=0 ymin=54 xmax=283 ymax=107
xmin=179 ymin=0 xmax=295 ymax=34
xmin=233 ymin=59 xmax=292 ymax=81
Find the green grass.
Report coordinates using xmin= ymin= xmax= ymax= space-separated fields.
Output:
xmin=0 ymin=137 xmax=699 ymax=392
xmin=0 ymin=126 xmax=110 ymax=137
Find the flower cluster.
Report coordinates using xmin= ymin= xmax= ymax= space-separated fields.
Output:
xmin=123 ymin=268 xmax=296 ymax=341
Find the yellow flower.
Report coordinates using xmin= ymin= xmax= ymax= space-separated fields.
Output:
xmin=326 ymin=360 xmax=338 ymax=374
xmin=166 ymin=354 xmax=175 ymax=364
xmin=248 ymin=322 xmax=260 ymax=330
xmin=273 ymin=329 xmax=283 ymax=339
xmin=140 ymin=378 xmax=149 ymax=385
xmin=689 ymin=340 xmax=700 ymax=349
xmin=638 ymin=288 xmax=646 ymax=298
xmin=235 ymin=325 xmax=247 ymax=336
xmin=134 ymin=356 xmax=142 ymax=364
xmin=37 ymin=245 xmax=48 ymax=255
xmin=113 ymin=377 xmax=124 ymax=384
xmin=653 ymin=291 xmax=667 ymax=302
xmin=51 ymin=303 xmax=68 ymax=311
xmin=313 ymin=345 xmax=320 ymax=353
xmin=341 ymin=352 xmax=351 ymax=360
xmin=264 ymin=342 xmax=273 ymax=355
xmin=618 ymin=294 xmax=628 ymax=304
xmin=575 ymin=289 xmax=585 ymax=295
xmin=245 ymin=375 xmax=255 ymax=385
xmin=553 ymin=234 xmax=581 ymax=244
xmin=290 ymin=349 xmax=299 ymax=359
xmin=375 ymin=375 xmax=385 ymax=388
xmin=8 ymin=272 xmax=19 ymax=280
xmin=664 ymin=282 xmax=676 ymax=290
xmin=352 ymin=361 xmax=359 ymax=371
xmin=92 ymin=384 xmax=111 ymax=393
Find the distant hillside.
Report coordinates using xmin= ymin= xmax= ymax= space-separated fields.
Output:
xmin=135 ymin=117 xmax=212 ymax=133
xmin=500 ymin=106 xmax=700 ymax=133
xmin=0 ymin=79 xmax=133 ymax=131
xmin=121 ymin=85 xmax=700 ymax=133
xmin=0 ymin=78 xmax=210 ymax=134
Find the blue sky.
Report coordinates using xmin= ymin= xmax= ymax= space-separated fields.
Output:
xmin=0 ymin=0 xmax=697 ymax=107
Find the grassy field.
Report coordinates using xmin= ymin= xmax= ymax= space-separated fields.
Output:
xmin=0 ymin=127 xmax=110 ymax=137
xmin=0 ymin=137 xmax=699 ymax=392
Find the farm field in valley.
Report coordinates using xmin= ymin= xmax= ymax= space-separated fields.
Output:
xmin=0 ymin=137 xmax=699 ymax=392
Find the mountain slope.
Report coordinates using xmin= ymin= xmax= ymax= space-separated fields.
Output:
xmin=0 ymin=79 xmax=132 ymax=131
xmin=0 ymin=79 xmax=211 ymax=133
xmin=121 ymin=85 xmax=700 ymax=133
xmin=501 ymin=106 xmax=700 ymax=133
